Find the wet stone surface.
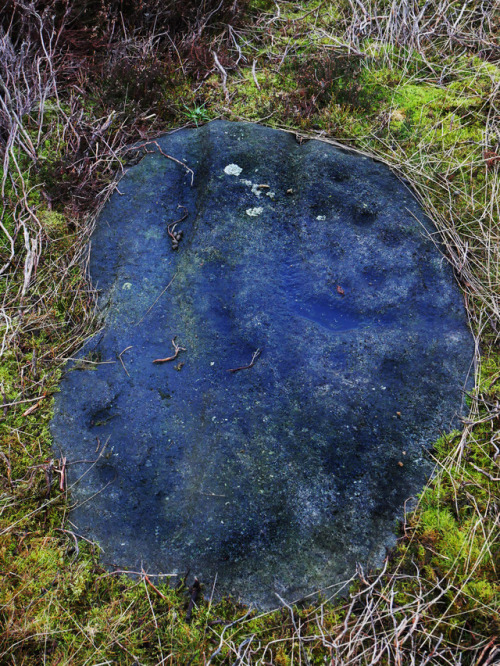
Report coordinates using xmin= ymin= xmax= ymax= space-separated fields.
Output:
xmin=51 ymin=121 xmax=474 ymax=608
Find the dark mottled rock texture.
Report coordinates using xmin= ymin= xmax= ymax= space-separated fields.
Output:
xmin=51 ymin=121 xmax=473 ymax=608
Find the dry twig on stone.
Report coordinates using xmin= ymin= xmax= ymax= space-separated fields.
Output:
xmin=168 ymin=205 xmax=188 ymax=250
xmin=227 ymin=348 xmax=262 ymax=373
xmin=118 ymin=346 xmax=133 ymax=377
xmin=127 ymin=141 xmax=195 ymax=185
xmin=153 ymin=337 xmax=186 ymax=364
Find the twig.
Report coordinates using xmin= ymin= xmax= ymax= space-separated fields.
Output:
xmin=153 ymin=337 xmax=186 ymax=364
xmin=252 ymin=59 xmax=260 ymax=89
xmin=470 ymin=463 xmax=500 ymax=482
xmin=167 ymin=205 xmax=188 ymax=239
xmin=206 ymin=608 xmax=255 ymax=665
xmin=127 ymin=141 xmax=194 ymax=185
xmin=56 ymin=528 xmax=80 ymax=560
xmin=212 ymin=51 xmax=229 ymax=102
xmin=475 ymin=637 xmax=498 ymax=666
xmin=0 ymin=394 xmax=47 ymax=411
xmin=288 ymin=0 xmax=325 ymax=22
xmin=99 ymin=570 xmax=177 ymax=579
xmin=227 ymin=348 xmax=261 ymax=373
xmin=186 ymin=577 xmax=201 ymax=622
xmin=136 ymin=273 xmax=177 ymax=324
xmin=55 ymin=456 xmax=67 ymax=491
xmin=118 ymin=346 xmax=132 ymax=377
xmin=168 ymin=204 xmax=188 ymax=250
xmin=143 ymin=572 xmax=169 ymax=601
xmin=22 ymin=398 xmax=44 ymax=417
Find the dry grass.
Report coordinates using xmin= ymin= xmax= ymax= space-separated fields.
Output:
xmin=0 ymin=0 xmax=499 ymax=663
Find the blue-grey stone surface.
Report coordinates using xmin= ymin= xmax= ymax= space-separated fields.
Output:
xmin=51 ymin=120 xmax=473 ymax=608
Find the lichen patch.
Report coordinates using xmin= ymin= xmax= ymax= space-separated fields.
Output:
xmin=224 ymin=163 xmax=243 ymax=176
xmin=246 ymin=207 xmax=264 ymax=216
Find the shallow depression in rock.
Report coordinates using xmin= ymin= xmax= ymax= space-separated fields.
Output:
xmin=51 ymin=121 xmax=474 ymax=608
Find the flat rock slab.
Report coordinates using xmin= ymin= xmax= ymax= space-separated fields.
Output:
xmin=52 ymin=121 xmax=473 ymax=608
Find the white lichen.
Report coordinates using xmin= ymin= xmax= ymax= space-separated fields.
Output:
xmin=246 ymin=207 xmax=264 ymax=217
xmin=224 ymin=163 xmax=243 ymax=176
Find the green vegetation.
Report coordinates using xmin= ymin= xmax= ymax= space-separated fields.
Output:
xmin=1 ymin=0 xmax=499 ymax=663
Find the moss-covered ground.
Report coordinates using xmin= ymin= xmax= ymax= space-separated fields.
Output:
xmin=0 ymin=0 xmax=499 ymax=663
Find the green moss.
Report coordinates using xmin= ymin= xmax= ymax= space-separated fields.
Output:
xmin=39 ymin=210 xmax=67 ymax=234
xmin=1 ymin=1 xmax=499 ymax=662
xmin=249 ymin=0 xmax=275 ymax=9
